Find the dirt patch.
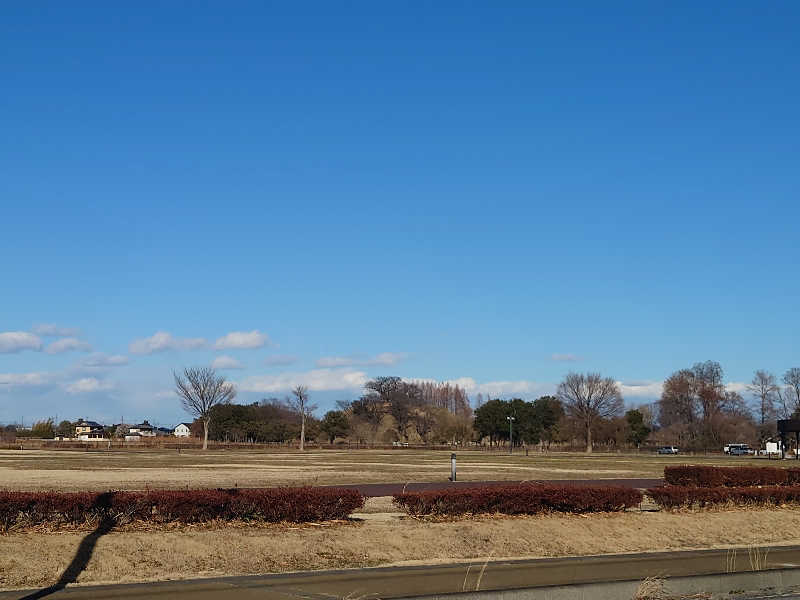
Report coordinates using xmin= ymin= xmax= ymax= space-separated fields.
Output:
xmin=2 ymin=505 xmax=800 ymax=590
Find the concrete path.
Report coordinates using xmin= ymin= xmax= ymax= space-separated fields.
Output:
xmin=324 ymin=477 xmax=662 ymax=496
xmin=3 ymin=544 xmax=798 ymax=600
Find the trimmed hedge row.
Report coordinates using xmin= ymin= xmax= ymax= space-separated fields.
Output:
xmin=0 ymin=487 xmax=364 ymax=530
xmin=647 ymin=484 xmax=800 ymax=510
xmin=664 ymin=465 xmax=800 ymax=488
xmin=393 ymin=484 xmax=642 ymax=516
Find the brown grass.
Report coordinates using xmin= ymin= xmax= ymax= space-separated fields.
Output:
xmin=0 ymin=448 xmax=777 ymax=491
xmin=3 ymin=504 xmax=800 ymax=590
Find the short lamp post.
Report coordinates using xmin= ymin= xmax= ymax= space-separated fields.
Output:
xmin=507 ymin=415 xmax=515 ymax=454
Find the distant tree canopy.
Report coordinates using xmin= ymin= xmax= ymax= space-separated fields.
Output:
xmin=657 ymin=361 xmax=757 ymax=449
xmin=320 ymin=410 xmax=350 ymax=443
xmin=0 ymin=424 xmax=15 ymax=442
xmin=625 ymin=409 xmax=651 ymax=447
xmin=473 ymin=396 xmax=564 ymax=446
xmin=160 ymin=362 xmax=791 ymax=451
xmin=557 ymin=372 xmax=624 ymax=453
xmin=338 ymin=377 xmax=473 ymax=444
xmin=206 ymin=399 xmax=319 ymax=443
xmin=30 ymin=419 xmax=55 ymax=439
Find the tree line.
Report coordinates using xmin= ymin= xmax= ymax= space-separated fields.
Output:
xmin=172 ymin=363 xmax=800 ymax=452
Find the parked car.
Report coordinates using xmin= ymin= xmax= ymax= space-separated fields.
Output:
xmin=729 ymin=445 xmax=753 ymax=456
xmin=724 ymin=443 xmax=753 ymax=455
xmin=657 ymin=446 xmax=679 ymax=455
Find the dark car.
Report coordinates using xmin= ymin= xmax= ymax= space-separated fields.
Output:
xmin=657 ymin=446 xmax=679 ymax=455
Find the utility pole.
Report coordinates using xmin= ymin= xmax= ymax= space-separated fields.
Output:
xmin=507 ymin=415 xmax=515 ymax=454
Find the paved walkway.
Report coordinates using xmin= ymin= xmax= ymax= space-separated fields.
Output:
xmin=323 ymin=477 xmax=662 ymax=496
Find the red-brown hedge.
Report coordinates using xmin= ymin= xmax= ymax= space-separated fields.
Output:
xmin=647 ymin=484 xmax=800 ymax=510
xmin=0 ymin=487 xmax=364 ymax=530
xmin=664 ymin=465 xmax=800 ymax=487
xmin=393 ymin=484 xmax=642 ymax=516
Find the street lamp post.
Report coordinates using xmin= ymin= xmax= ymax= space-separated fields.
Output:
xmin=507 ymin=415 xmax=515 ymax=454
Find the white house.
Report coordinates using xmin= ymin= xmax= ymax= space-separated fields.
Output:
xmin=174 ymin=423 xmax=192 ymax=437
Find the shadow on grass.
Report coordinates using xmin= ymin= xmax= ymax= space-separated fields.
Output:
xmin=18 ymin=492 xmax=117 ymax=600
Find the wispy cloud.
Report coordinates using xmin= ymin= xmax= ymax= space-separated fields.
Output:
xmin=263 ymin=355 xmax=298 ymax=366
xmin=316 ymin=352 xmax=408 ymax=368
xmin=211 ymin=355 xmax=245 ymax=369
xmin=239 ymin=368 xmax=368 ymax=393
xmin=551 ymin=353 xmax=581 ymax=362
xmin=32 ymin=323 xmax=81 ymax=337
xmin=82 ymin=353 xmax=129 ymax=367
xmin=45 ymin=337 xmax=92 ymax=354
xmin=0 ymin=371 xmax=54 ymax=388
xmin=129 ymin=331 xmax=207 ymax=354
xmin=214 ymin=330 xmax=269 ymax=350
xmin=0 ymin=331 xmax=42 ymax=353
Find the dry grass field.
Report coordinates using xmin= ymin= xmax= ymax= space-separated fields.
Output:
xmin=0 ymin=447 xmax=777 ymax=491
xmin=3 ymin=505 xmax=800 ymax=590
xmin=2 ymin=449 xmax=799 ymax=592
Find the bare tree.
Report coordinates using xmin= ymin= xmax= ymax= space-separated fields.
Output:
xmin=747 ymin=370 xmax=779 ymax=425
xmin=290 ymin=385 xmax=317 ymax=450
xmin=557 ymin=372 xmax=623 ymax=453
xmin=174 ymin=367 xmax=236 ymax=450
xmin=781 ymin=368 xmax=800 ymax=418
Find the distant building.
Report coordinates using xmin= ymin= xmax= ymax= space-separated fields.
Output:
xmin=174 ymin=423 xmax=192 ymax=437
xmin=75 ymin=419 xmax=106 ymax=441
xmin=129 ymin=420 xmax=156 ymax=437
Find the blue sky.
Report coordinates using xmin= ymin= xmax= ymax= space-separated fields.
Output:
xmin=1 ymin=2 xmax=798 ymax=426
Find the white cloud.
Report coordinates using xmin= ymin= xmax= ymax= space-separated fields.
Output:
xmin=214 ymin=330 xmax=269 ymax=350
xmin=615 ymin=380 xmax=751 ymax=400
xmin=0 ymin=331 xmax=42 ymax=353
xmin=64 ymin=377 xmax=115 ymax=394
xmin=239 ymin=369 xmax=368 ymax=393
xmin=725 ymin=382 xmax=749 ymax=394
xmin=405 ymin=376 xmax=553 ymax=399
xmin=82 ymin=353 xmax=129 ymax=367
xmin=316 ymin=352 xmax=408 ymax=368
xmin=0 ymin=372 xmax=54 ymax=388
xmin=45 ymin=337 xmax=92 ymax=354
xmin=32 ymin=323 xmax=81 ymax=337
xmin=551 ymin=353 xmax=580 ymax=362
xmin=263 ymin=355 xmax=298 ymax=366
xmin=618 ymin=380 xmax=663 ymax=399
xmin=211 ymin=355 xmax=245 ymax=369
xmin=129 ymin=331 xmax=207 ymax=354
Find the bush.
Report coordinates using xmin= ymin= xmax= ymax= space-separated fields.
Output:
xmin=0 ymin=487 xmax=364 ymax=530
xmin=647 ymin=484 xmax=800 ymax=510
xmin=393 ymin=484 xmax=642 ymax=517
xmin=664 ymin=465 xmax=800 ymax=487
